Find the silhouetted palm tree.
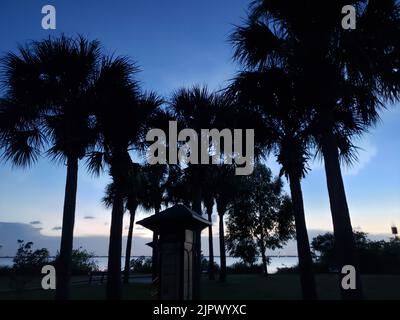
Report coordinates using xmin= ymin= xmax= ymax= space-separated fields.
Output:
xmin=168 ymin=85 xmax=217 ymax=297
xmin=1 ymin=35 xmax=101 ymax=300
xmin=229 ymin=68 xmax=317 ymax=299
xmin=141 ymin=164 xmax=168 ymax=280
xmin=102 ymin=162 xmax=145 ymax=285
xmin=212 ymin=165 xmax=239 ymax=283
xmin=87 ymin=56 xmax=162 ymax=299
xmin=203 ymin=185 xmax=216 ymax=280
xmin=231 ymin=0 xmax=400 ymax=299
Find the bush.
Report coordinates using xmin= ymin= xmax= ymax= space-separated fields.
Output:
xmin=129 ymin=257 xmax=152 ymax=274
xmin=201 ymin=257 xmax=220 ymax=273
xmin=12 ymin=240 xmax=50 ymax=275
xmin=55 ymin=247 xmax=99 ymax=275
xmin=0 ymin=266 xmax=13 ymax=276
xmin=311 ymin=232 xmax=400 ymax=274
xmin=227 ymin=262 xmax=263 ymax=274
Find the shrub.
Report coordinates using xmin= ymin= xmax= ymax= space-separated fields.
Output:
xmin=129 ymin=257 xmax=152 ymax=273
xmin=55 ymin=247 xmax=99 ymax=275
xmin=12 ymin=240 xmax=50 ymax=275
xmin=227 ymin=262 xmax=263 ymax=274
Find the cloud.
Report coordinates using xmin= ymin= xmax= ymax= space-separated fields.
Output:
xmin=30 ymin=221 xmax=42 ymax=225
xmin=307 ymin=140 xmax=378 ymax=177
xmin=52 ymin=226 xmax=62 ymax=231
xmin=343 ymin=142 xmax=378 ymax=176
xmin=83 ymin=216 xmax=96 ymax=220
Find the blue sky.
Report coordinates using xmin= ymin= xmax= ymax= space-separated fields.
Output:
xmin=0 ymin=0 xmax=399 ymax=255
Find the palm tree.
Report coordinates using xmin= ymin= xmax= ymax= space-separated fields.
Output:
xmin=141 ymin=164 xmax=168 ymax=280
xmin=102 ymin=163 xmax=145 ymax=285
xmin=88 ymin=56 xmax=162 ymax=299
xmin=212 ymin=165 xmax=239 ymax=283
xmin=1 ymin=35 xmax=101 ymax=299
xmin=229 ymin=68 xmax=318 ymax=299
xmin=231 ymin=0 xmax=400 ymax=299
xmin=168 ymin=86 xmax=217 ymax=297
xmin=203 ymin=186 xmax=215 ymax=280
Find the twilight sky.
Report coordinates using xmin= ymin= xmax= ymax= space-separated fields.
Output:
xmin=0 ymin=0 xmax=399 ymax=255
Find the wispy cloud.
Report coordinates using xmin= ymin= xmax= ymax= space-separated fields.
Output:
xmin=343 ymin=142 xmax=378 ymax=176
xmin=308 ymin=140 xmax=378 ymax=176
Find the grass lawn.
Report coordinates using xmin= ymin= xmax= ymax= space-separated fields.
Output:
xmin=0 ymin=274 xmax=399 ymax=300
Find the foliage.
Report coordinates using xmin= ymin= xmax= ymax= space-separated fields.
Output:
xmin=201 ymin=257 xmax=220 ymax=273
xmin=312 ymin=232 xmax=400 ymax=274
xmin=129 ymin=257 xmax=152 ymax=274
xmin=226 ymin=164 xmax=295 ymax=268
xmin=227 ymin=262 xmax=264 ymax=274
xmin=12 ymin=240 xmax=50 ymax=275
xmin=55 ymin=247 xmax=99 ymax=275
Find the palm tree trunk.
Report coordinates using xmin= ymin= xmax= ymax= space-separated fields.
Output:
xmin=192 ymin=183 xmax=202 ymax=300
xmin=288 ymin=170 xmax=317 ymax=300
xmin=106 ymin=191 xmax=124 ymax=300
xmin=207 ymin=206 xmax=215 ymax=280
xmin=152 ymin=206 xmax=160 ymax=281
xmin=56 ymin=155 xmax=78 ymax=300
xmin=218 ymin=212 xmax=227 ymax=282
xmin=123 ymin=205 xmax=137 ymax=285
xmin=321 ymin=126 xmax=363 ymax=300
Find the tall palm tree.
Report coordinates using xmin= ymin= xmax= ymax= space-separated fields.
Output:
xmin=203 ymin=186 xmax=215 ymax=280
xmin=168 ymin=86 xmax=217 ymax=297
xmin=102 ymin=163 xmax=145 ymax=285
xmin=88 ymin=56 xmax=162 ymax=299
xmin=231 ymin=0 xmax=400 ymax=299
xmin=212 ymin=165 xmax=239 ymax=283
xmin=1 ymin=35 xmax=101 ymax=300
xmin=229 ymin=68 xmax=317 ymax=299
xmin=141 ymin=164 xmax=168 ymax=280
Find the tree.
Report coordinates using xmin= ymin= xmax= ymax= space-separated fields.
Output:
xmin=55 ymin=247 xmax=99 ymax=275
xmin=226 ymin=164 xmax=295 ymax=276
xmin=203 ymin=185 xmax=216 ymax=280
xmin=88 ymin=56 xmax=162 ymax=299
xmin=102 ymin=162 xmax=144 ymax=285
xmin=213 ymin=165 xmax=241 ymax=282
xmin=13 ymin=240 xmax=50 ymax=274
xmin=140 ymin=164 xmax=168 ymax=281
xmin=228 ymin=68 xmax=318 ymax=299
xmin=1 ymin=35 xmax=101 ymax=299
xmin=168 ymin=85 xmax=217 ymax=296
xmin=230 ymin=0 xmax=400 ymax=299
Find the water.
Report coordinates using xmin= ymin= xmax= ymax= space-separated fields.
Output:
xmin=0 ymin=256 xmax=298 ymax=274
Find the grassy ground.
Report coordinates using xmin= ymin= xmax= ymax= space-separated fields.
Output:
xmin=0 ymin=274 xmax=399 ymax=300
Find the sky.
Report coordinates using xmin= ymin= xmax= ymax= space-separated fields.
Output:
xmin=0 ymin=0 xmax=399 ymax=256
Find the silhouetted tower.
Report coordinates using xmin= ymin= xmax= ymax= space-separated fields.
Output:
xmin=137 ymin=204 xmax=210 ymax=300
xmin=391 ymin=225 xmax=398 ymax=240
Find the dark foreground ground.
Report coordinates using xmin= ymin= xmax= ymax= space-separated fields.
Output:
xmin=0 ymin=274 xmax=399 ymax=300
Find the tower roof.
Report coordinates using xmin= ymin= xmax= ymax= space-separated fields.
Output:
xmin=137 ymin=204 xmax=211 ymax=232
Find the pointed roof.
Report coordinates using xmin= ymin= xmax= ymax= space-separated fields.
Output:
xmin=137 ymin=204 xmax=211 ymax=232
